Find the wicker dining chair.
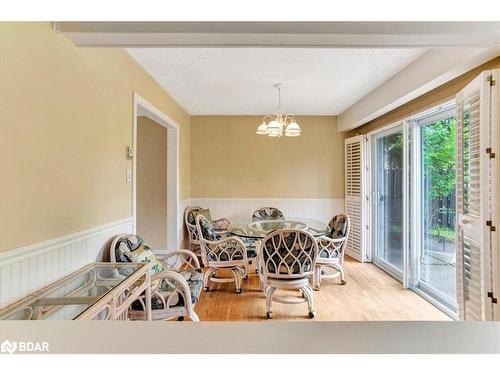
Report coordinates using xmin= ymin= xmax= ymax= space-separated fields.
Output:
xmin=259 ymin=229 xmax=318 ymax=319
xmin=110 ymin=234 xmax=202 ymax=321
xmin=196 ymin=215 xmax=256 ymax=293
xmin=184 ymin=206 xmax=231 ymax=262
xmin=312 ymin=213 xmax=350 ymax=290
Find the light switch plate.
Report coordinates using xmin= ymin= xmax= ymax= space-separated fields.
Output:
xmin=127 ymin=146 xmax=135 ymax=159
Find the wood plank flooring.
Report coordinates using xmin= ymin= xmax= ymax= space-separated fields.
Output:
xmin=195 ymin=257 xmax=451 ymax=321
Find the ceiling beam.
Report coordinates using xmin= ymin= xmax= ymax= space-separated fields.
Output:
xmin=54 ymin=21 xmax=500 ymax=48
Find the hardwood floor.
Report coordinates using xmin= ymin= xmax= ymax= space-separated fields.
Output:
xmin=195 ymin=257 xmax=451 ymax=321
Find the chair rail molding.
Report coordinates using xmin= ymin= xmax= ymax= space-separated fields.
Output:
xmin=0 ymin=218 xmax=133 ymax=308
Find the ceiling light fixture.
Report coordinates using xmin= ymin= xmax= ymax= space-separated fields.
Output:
xmin=256 ymin=84 xmax=301 ymax=138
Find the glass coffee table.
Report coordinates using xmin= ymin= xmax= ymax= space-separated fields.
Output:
xmin=0 ymin=262 xmax=152 ymax=320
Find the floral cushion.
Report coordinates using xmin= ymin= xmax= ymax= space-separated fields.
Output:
xmin=115 ymin=234 xmax=145 ymax=262
xmin=159 ymin=268 xmax=203 ymax=307
xmin=252 ymin=207 xmax=285 ymax=221
xmin=187 ymin=207 xmax=212 ymax=225
xmin=114 ymin=234 xmax=164 ymax=289
xmin=198 ymin=215 xmax=217 ymax=241
xmin=318 ymin=242 xmax=341 ymax=259
xmin=327 ymin=214 xmax=348 ymax=239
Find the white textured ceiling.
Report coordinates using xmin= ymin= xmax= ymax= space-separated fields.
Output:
xmin=127 ymin=48 xmax=425 ymax=115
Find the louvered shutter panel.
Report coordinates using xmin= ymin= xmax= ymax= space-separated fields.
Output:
xmin=345 ymin=135 xmax=367 ymax=262
xmin=456 ymin=71 xmax=497 ymax=321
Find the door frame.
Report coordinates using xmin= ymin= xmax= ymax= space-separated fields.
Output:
xmin=132 ymin=93 xmax=180 ymax=251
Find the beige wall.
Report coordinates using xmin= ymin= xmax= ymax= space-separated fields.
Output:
xmin=136 ymin=117 xmax=168 ymax=249
xmin=349 ymin=56 xmax=500 ymax=136
xmin=191 ymin=116 xmax=344 ymax=198
xmin=0 ymin=22 xmax=191 ymax=252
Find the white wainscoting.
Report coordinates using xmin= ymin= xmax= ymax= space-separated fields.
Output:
xmin=0 ymin=217 xmax=133 ymax=308
xmin=189 ymin=198 xmax=345 ymax=223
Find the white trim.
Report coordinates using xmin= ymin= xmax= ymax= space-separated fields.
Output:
xmin=0 ymin=218 xmax=133 ymax=267
xmin=0 ymin=218 xmax=134 ymax=308
xmin=132 ymin=93 xmax=180 ymax=250
xmin=402 ymin=120 xmax=409 ymax=289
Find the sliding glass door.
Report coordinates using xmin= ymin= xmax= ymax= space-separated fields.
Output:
xmin=410 ymin=106 xmax=458 ymax=314
xmin=369 ymin=104 xmax=458 ymax=317
xmin=371 ymin=125 xmax=404 ymax=280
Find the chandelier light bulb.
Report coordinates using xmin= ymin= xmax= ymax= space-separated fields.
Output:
xmin=256 ymin=122 xmax=269 ymax=134
xmin=267 ymin=120 xmax=281 ymax=131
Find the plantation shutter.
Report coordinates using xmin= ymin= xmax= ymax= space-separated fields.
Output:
xmin=455 ymin=70 xmax=498 ymax=321
xmin=345 ymin=135 xmax=367 ymax=262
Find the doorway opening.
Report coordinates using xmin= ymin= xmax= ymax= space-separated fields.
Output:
xmin=133 ymin=93 xmax=179 ymax=251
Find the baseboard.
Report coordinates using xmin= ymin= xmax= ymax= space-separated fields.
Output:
xmin=0 ymin=217 xmax=133 ymax=308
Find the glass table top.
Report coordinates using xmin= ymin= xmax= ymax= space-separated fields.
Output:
xmin=0 ymin=262 xmax=145 ymax=320
xmin=228 ymin=218 xmax=329 ymax=239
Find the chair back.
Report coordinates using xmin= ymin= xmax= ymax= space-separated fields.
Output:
xmin=196 ymin=214 xmax=247 ymax=266
xmin=326 ymin=213 xmax=350 ymax=240
xmin=195 ymin=214 xmax=216 ymax=266
xmin=184 ymin=206 xmax=204 ymax=244
xmin=252 ymin=207 xmax=285 ymax=221
xmin=319 ymin=214 xmax=350 ymax=260
xmin=260 ymin=229 xmax=318 ymax=279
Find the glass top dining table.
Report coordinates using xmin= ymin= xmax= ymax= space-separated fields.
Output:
xmin=228 ymin=218 xmax=329 ymax=240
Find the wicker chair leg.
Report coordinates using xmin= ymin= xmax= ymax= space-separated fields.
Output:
xmin=265 ymin=286 xmax=277 ymax=318
xmin=203 ymin=268 xmax=216 ymax=291
xmin=301 ymin=286 xmax=315 ymax=318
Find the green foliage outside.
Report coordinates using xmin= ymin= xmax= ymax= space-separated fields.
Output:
xmin=422 ymin=117 xmax=456 ymax=245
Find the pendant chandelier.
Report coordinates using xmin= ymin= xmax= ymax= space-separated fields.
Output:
xmin=256 ymin=84 xmax=301 ymax=137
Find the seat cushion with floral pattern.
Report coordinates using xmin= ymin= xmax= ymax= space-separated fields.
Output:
xmin=327 ymin=214 xmax=348 ymax=239
xmin=153 ymin=268 xmax=203 ymax=309
xmin=252 ymin=207 xmax=285 ymax=221
xmin=131 ymin=267 xmax=204 ymax=311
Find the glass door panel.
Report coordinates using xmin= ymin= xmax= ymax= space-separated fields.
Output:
xmin=372 ymin=126 xmax=404 ymax=278
xmin=408 ymin=104 xmax=458 ymax=316
xmin=418 ymin=115 xmax=458 ymax=312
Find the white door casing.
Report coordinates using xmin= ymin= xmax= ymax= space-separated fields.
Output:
xmin=132 ymin=93 xmax=180 ymax=251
